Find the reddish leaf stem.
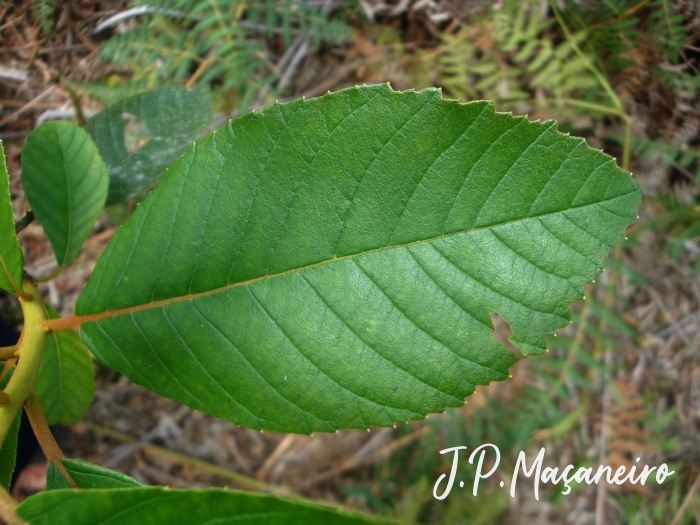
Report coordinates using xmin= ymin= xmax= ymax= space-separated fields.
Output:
xmin=23 ymin=392 xmax=77 ymax=488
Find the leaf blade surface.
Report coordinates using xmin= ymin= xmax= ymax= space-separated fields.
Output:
xmin=76 ymin=84 xmax=640 ymax=433
xmin=46 ymin=459 xmax=144 ymax=490
xmin=0 ymin=368 xmax=19 ymax=490
xmin=21 ymin=121 xmax=109 ymax=267
xmin=18 ymin=487 xmax=388 ymax=525
xmin=85 ymin=86 xmax=213 ymax=205
xmin=36 ymin=305 xmax=94 ymax=426
xmin=0 ymin=141 xmax=23 ymax=294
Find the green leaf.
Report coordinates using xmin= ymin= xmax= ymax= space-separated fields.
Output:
xmin=21 ymin=121 xmax=109 ymax=269
xmin=35 ymin=305 xmax=94 ymax=426
xmin=75 ymin=84 xmax=640 ymax=434
xmin=0 ymin=368 xmax=20 ymax=490
xmin=46 ymin=459 xmax=144 ymax=490
xmin=18 ymin=487 xmax=388 ymax=524
xmin=0 ymin=141 xmax=23 ymax=294
xmin=85 ymin=86 xmax=213 ymax=206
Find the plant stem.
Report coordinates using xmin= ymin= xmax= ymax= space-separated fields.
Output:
xmin=62 ymin=79 xmax=87 ymax=126
xmin=622 ymin=118 xmax=632 ymax=172
xmin=560 ymin=99 xmax=627 ymax=119
xmin=549 ymin=293 xmax=591 ymax=397
xmin=23 ymin=392 xmax=77 ymax=488
xmin=43 ymin=314 xmax=84 ymax=332
xmin=34 ymin=264 xmax=64 ymax=283
xmin=0 ymin=282 xmax=46 ymax=449
xmin=14 ymin=210 xmax=34 ymax=235
xmin=669 ymin=471 xmax=700 ymax=525
xmin=588 ymin=0 xmax=653 ymax=31
xmin=0 ymin=486 xmax=22 ymax=525
xmin=185 ymin=54 xmax=215 ymax=89
xmin=87 ymin=423 xmax=275 ymax=493
xmin=0 ymin=346 xmax=17 ymax=360
xmin=591 ymin=244 xmax=622 ymax=525
xmin=548 ymin=1 xmax=623 ymax=112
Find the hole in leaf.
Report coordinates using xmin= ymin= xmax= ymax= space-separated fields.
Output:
xmin=490 ymin=312 xmax=523 ymax=358
xmin=122 ymin=113 xmax=151 ymax=154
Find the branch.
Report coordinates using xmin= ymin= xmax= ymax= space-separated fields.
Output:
xmin=0 ymin=283 xmax=47 ymax=448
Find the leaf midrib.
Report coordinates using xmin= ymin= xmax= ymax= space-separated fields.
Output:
xmin=61 ymin=190 xmax=637 ymax=329
xmin=57 ymin=125 xmax=74 ymax=268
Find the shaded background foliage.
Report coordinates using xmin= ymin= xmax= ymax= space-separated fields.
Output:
xmin=0 ymin=0 xmax=699 ymax=523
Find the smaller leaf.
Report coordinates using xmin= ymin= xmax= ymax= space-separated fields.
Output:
xmin=35 ymin=305 xmax=94 ymax=426
xmin=21 ymin=121 xmax=109 ymax=269
xmin=85 ymin=86 xmax=213 ymax=205
xmin=0 ymin=368 xmax=20 ymax=490
xmin=0 ymin=141 xmax=23 ymax=294
xmin=18 ymin=487 xmax=390 ymax=525
xmin=46 ymin=459 xmax=144 ymax=490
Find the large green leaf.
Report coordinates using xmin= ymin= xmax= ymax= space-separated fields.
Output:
xmin=0 ymin=141 xmax=23 ymax=294
xmin=18 ymin=487 xmax=388 ymax=525
xmin=75 ymin=84 xmax=640 ymax=434
xmin=0 ymin=368 xmax=19 ymax=490
xmin=85 ymin=86 xmax=213 ymax=205
xmin=21 ymin=121 xmax=109 ymax=269
xmin=46 ymin=459 xmax=144 ymax=490
xmin=35 ymin=305 xmax=94 ymax=426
